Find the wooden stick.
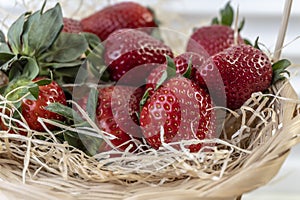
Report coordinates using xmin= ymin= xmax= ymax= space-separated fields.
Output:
xmin=273 ymin=0 xmax=293 ymax=62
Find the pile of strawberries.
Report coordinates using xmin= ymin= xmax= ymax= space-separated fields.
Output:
xmin=0 ymin=2 xmax=290 ymax=155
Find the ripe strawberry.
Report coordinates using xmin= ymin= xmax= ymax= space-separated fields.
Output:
xmin=21 ymin=78 xmax=67 ymax=132
xmin=186 ymin=25 xmax=245 ymax=56
xmin=201 ymin=44 xmax=273 ymax=110
xmin=104 ymin=29 xmax=173 ymax=84
xmin=140 ymin=76 xmax=215 ymax=152
xmin=146 ymin=52 xmax=207 ymax=94
xmin=96 ymin=85 xmax=144 ymax=152
xmin=81 ymin=2 xmax=158 ymax=41
xmin=1 ymin=78 xmax=67 ymax=133
xmin=62 ymin=18 xmax=82 ymax=33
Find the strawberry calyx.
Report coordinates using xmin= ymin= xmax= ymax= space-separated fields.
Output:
xmin=139 ymin=55 xmax=177 ymax=110
xmin=0 ymin=3 xmax=95 ymax=85
xmin=272 ymin=59 xmax=291 ymax=83
xmin=3 ymin=76 xmax=52 ymax=109
xmin=211 ymin=2 xmax=234 ymax=26
xmin=139 ymin=55 xmax=193 ymax=112
xmin=211 ymin=2 xmax=245 ymax=33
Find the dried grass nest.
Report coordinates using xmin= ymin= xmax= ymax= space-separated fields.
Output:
xmin=1 ymin=1 xmax=300 ymax=200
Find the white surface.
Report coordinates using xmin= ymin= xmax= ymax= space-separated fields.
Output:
xmin=0 ymin=0 xmax=300 ymax=199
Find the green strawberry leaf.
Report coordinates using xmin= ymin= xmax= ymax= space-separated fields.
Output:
xmin=28 ymin=84 xmax=39 ymax=99
xmin=155 ymin=55 xmax=176 ymax=90
xmin=42 ymin=32 xmax=88 ymax=63
xmin=22 ymin=3 xmax=63 ymax=57
xmin=86 ymin=87 xmax=99 ymax=121
xmin=220 ymin=2 xmax=234 ymax=26
xmin=83 ymin=32 xmax=102 ymax=51
xmin=243 ymin=38 xmax=252 ymax=46
xmin=0 ymin=42 xmax=11 ymax=53
xmin=22 ymin=57 xmax=39 ymax=80
xmin=139 ymin=87 xmax=152 ymax=110
xmin=0 ymin=30 xmax=5 ymax=42
xmin=253 ymin=37 xmax=261 ymax=50
xmin=238 ymin=18 xmax=245 ymax=32
xmin=46 ymin=102 xmax=84 ymax=123
xmin=211 ymin=17 xmax=219 ymax=25
xmin=34 ymin=78 xmax=52 ymax=86
xmin=0 ymin=53 xmax=16 ymax=66
xmin=21 ymin=10 xmax=41 ymax=56
xmin=183 ymin=56 xmax=192 ymax=79
xmin=41 ymin=60 xmax=83 ymax=69
xmin=7 ymin=13 xmax=27 ymax=54
xmin=1 ymin=55 xmax=20 ymax=74
xmin=272 ymin=59 xmax=291 ymax=83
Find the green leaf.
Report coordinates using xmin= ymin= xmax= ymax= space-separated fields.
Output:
xmin=0 ymin=43 xmax=11 ymax=53
xmin=1 ymin=54 xmax=19 ymax=72
xmin=211 ymin=17 xmax=219 ymax=25
xmin=0 ymin=30 xmax=5 ymax=42
xmin=7 ymin=13 xmax=26 ymax=54
xmin=22 ymin=3 xmax=63 ymax=56
xmin=0 ymin=52 xmax=15 ymax=66
xmin=272 ymin=59 xmax=291 ymax=83
xmin=8 ymin=62 xmax=22 ymax=80
xmin=46 ymin=102 xmax=84 ymax=123
xmin=21 ymin=10 xmax=41 ymax=55
xmin=183 ymin=56 xmax=192 ymax=79
xmin=238 ymin=18 xmax=245 ymax=32
xmin=253 ymin=37 xmax=261 ymax=50
xmin=243 ymin=38 xmax=252 ymax=46
xmin=28 ymin=84 xmax=39 ymax=99
xmin=220 ymin=2 xmax=234 ymax=26
xmin=43 ymin=32 xmax=88 ymax=63
xmin=139 ymin=87 xmax=151 ymax=110
xmin=34 ymin=78 xmax=52 ymax=86
xmin=83 ymin=32 xmax=102 ymax=50
xmin=86 ymin=88 xmax=99 ymax=121
xmin=3 ymin=77 xmax=33 ymax=108
xmin=41 ymin=60 xmax=83 ymax=69
xmin=22 ymin=57 xmax=39 ymax=80
xmin=155 ymin=55 xmax=176 ymax=90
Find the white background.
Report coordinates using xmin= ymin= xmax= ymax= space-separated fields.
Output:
xmin=0 ymin=0 xmax=300 ymax=199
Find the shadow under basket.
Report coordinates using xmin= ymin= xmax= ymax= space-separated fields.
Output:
xmin=1 ymin=80 xmax=300 ymax=200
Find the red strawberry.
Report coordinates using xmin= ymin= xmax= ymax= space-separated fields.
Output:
xmin=81 ymin=2 xmax=157 ymax=41
xmin=146 ymin=52 xmax=208 ymax=94
xmin=104 ymin=29 xmax=173 ymax=84
xmin=62 ymin=18 xmax=83 ymax=33
xmin=1 ymin=78 xmax=67 ymax=134
xmin=187 ymin=25 xmax=244 ymax=56
xmin=96 ymin=86 xmax=144 ymax=152
xmin=200 ymin=44 xmax=273 ymax=110
xmin=21 ymin=78 xmax=67 ymax=132
xmin=140 ymin=76 xmax=216 ymax=152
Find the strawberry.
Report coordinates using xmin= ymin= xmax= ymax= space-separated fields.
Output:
xmin=104 ymin=29 xmax=173 ymax=84
xmin=187 ymin=2 xmax=245 ymax=56
xmin=81 ymin=2 xmax=158 ymax=41
xmin=186 ymin=25 xmax=245 ymax=56
xmin=201 ymin=44 xmax=273 ymax=110
xmin=146 ymin=52 xmax=207 ymax=94
xmin=2 ymin=77 xmax=67 ymax=133
xmin=96 ymin=85 xmax=144 ymax=152
xmin=22 ymin=78 xmax=67 ymax=132
xmin=62 ymin=18 xmax=82 ymax=33
xmin=140 ymin=76 xmax=216 ymax=152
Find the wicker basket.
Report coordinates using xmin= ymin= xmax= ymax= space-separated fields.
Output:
xmin=1 ymin=1 xmax=300 ymax=200
xmin=1 ymin=80 xmax=300 ymax=200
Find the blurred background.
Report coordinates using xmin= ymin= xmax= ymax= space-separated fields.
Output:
xmin=0 ymin=0 xmax=299 ymax=199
